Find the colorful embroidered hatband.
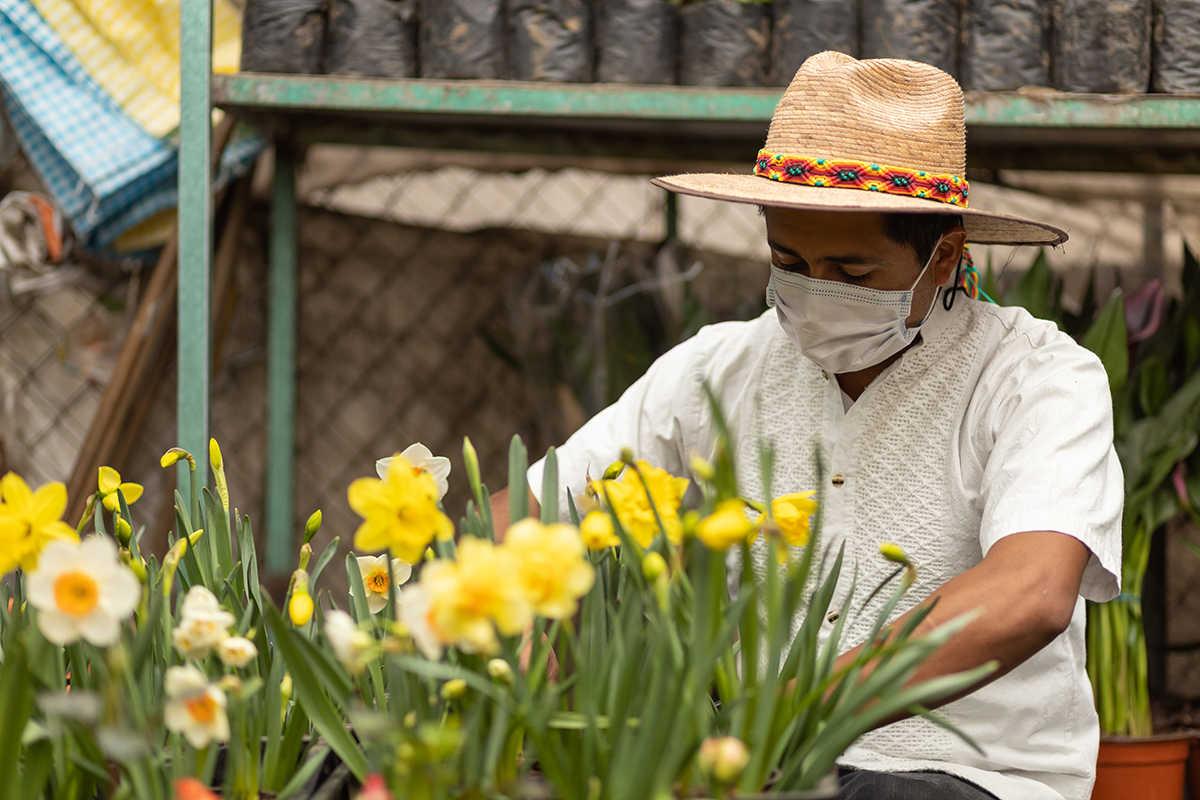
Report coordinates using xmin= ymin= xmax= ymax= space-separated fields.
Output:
xmin=754 ymin=150 xmax=969 ymax=207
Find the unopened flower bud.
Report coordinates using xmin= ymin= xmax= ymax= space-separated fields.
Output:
xmin=463 ymin=437 xmax=482 ymax=500
xmin=487 ymin=658 xmax=514 ymax=685
xmin=879 ymin=542 xmax=911 ymax=567
xmin=440 ymin=678 xmax=467 ymax=701
xmin=689 ymin=455 xmax=715 ymax=482
xmin=643 ymin=551 xmax=668 ymax=582
xmin=298 ymin=542 xmax=313 ymax=571
xmin=403 ymin=711 xmax=417 ymax=728
xmin=161 ymin=537 xmax=189 ymax=597
xmin=355 ymin=774 xmax=392 ymax=800
xmin=114 ymin=516 xmax=133 ymax=547
xmin=619 ymin=448 xmax=636 ymax=466
xmin=160 ymin=448 xmax=194 ymax=469
xmin=602 ymin=461 xmax=625 ymax=481
xmin=289 ymin=571 xmax=313 ymax=626
xmin=280 ymin=673 xmax=293 ymax=704
xmin=188 ymin=528 xmax=205 ymax=546
xmin=303 ymin=510 xmax=322 ymax=545
xmin=698 ymin=736 xmax=750 ymax=785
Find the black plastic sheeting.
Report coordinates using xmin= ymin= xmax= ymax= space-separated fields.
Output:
xmin=594 ymin=0 xmax=678 ymax=84
xmin=770 ymin=0 xmax=855 ymax=85
xmin=960 ymin=0 xmax=1049 ymax=90
xmin=508 ymin=0 xmax=592 ymax=82
xmin=679 ymin=0 xmax=770 ymax=87
xmin=1052 ymin=0 xmax=1151 ymax=93
xmin=420 ymin=0 xmax=506 ymax=79
xmin=860 ymin=0 xmax=957 ymax=76
xmin=240 ymin=0 xmax=326 ymax=74
xmin=1153 ymin=0 xmax=1200 ymax=93
xmin=326 ymin=0 xmax=418 ymax=78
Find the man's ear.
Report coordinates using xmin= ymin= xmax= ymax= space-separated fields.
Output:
xmin=934 ymin=227 xmax=968 ymax=286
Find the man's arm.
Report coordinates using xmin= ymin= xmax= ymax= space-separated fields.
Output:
xmin=830 ymin=529 xmax=1091 ymax=722
xmin=489 ymin=486 xmax=542 ymax=543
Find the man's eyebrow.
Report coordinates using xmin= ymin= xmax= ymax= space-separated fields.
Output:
xmin=767 ymin=239 xmax=878 ymax=266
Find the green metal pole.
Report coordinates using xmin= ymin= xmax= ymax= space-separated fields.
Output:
xmin=179 ymin=0 xmax=212 ymax=501
xmin=266 ymin=144 xmax=298 ymax=575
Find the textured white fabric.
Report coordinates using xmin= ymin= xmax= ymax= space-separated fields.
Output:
xmin=528 ymin=297 xmax=1123 ymax=800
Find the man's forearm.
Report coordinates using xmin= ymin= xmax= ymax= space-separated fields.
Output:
xmin=489 ymin=486 xmax=543 ymax=542
xmin=829 ymin=530 xmax=1090 ymax=724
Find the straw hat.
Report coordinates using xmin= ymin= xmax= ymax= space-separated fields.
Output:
xmin=653 ymin=51 xmax=1067 ymax=247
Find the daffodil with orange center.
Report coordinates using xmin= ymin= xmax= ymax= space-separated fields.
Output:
xmin=422 ymin=537 xmax=532 ymax=655
xmin=503 ymin=518 xmax=595 ymax=619
xmin=0 ymin=473 xmax=79 ymax=575
xmin=753 ymin=491 xmax=819 ymax=563
xmin=349 ymin=455 xmax=454 ymax=563
xmin=164 ymin=665 xmax=229 ymax=748
xmin=353 ymin=554 xmax=412 ymax=614
xmin=589 ymin=460 xmax=690 ymax=548
xmin=26 ymin=536 xmax=141 ymax=646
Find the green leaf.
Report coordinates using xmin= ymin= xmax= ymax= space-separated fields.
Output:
xmin=1138 ymin=355 xmax=1171 ymax=418
xmin=264 ymin=603 xmax=367 ymax=781
xmin=0 ymin=621 xmax=33 ymax=793
xmin=1003 ymin=249 xmax=1056 ymax=322
xmin=309 ymin=535 xmax=340 ymax=589
xmin=509 ymin=435 xmax=529 ymax=523
xmin=1081 ymin=292 xmax=1129 ymax=395
xmin=541 ymin=447 xmax=559 ymax=523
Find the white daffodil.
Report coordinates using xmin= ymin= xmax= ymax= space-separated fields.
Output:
xmin=26 ymin=536 xmax=141 ymax=646
xmin=398 ymin=583 xmax=443 ymax=661
xmin=172 ymin=585 xmax=235 ymax=659
xmin=216 ymin=636 xmax=258 ymax=669
xmin=164 ymin=665 xmax=229 ymax=748
xmin=377 ymin=443 xmax=451 ymax=500
xmin=324 ymin=609 xmax=374 ymax=675
xmin=352 ymin=554 xmax=412 ymax=614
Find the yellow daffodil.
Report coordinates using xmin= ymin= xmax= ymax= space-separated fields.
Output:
xmin=26 ymin=537 xmax=141 ymax=646
xmin=164 ymin=665 xmax=229 ymax=748
xmin=754 ymin=491 xmax=819 ymax=562
xmin=695 ymin=500 xmax=756 ymax=552
xmin=503 ymin=518 xmax=595 ymax=619
xmin=97 ymin=466 xmax=143 ymax=514
xmin=422 ymin=537 xmax=532 ymax=656
xmin=580 ymin=511 xmax=620 ymax=550
xmin=349 ymin=455 xmax=454 ymax=563
xmin=353 ymin=554 xmax=413 ymax=614
xmin=0 ymin=473 xmax=78 ymax=574
xmin=376 ymin=443 xmax=452 ymax=500
xmin=289 ymin=590 xmax=314 ymax=627
xmin=590 ymin=460 xmax=690 ymax=548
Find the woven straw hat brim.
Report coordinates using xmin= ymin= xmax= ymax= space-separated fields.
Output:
xmin=652 ymin=173 xmax=1067 ymax=247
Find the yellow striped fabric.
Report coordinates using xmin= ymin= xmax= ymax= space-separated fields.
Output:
xmin=29 ymin=0 xmax=242 ymax=138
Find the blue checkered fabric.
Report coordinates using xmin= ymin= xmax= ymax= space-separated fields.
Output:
xmin=0 ymin=0 xmax=262 ymax=250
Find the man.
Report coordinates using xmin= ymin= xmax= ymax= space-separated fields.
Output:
xmin=500 ymin=52 xmax=1122 ymax=800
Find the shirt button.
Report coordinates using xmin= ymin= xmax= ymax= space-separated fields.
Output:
xmin=831 ymin=474 xmax=845 ymax=487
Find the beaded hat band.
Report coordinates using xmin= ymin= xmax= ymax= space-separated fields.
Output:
xmin=653 ymin=51 xmax=1067 ymax=247
xmin=753 ymin=151 xmax=969 ymax=208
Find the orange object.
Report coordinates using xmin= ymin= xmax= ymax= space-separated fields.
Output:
xmin=1093 ymin=735 xmax=1192 ymax=800
xmin=174 ymin=777 xmax=222 ymax=800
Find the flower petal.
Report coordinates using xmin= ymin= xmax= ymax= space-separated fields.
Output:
xmin=98 ymin=467 xmax=121 ymax=495
xmin=400 ymin=443 xmax=434 ymax=464
xmin=80 ymin=611 xmax=121 ymax=647
xmin=30 ymin=482 xmax=68 ymax=526
xmin=37 ymin=611 xmax=81 ymax=645
xmin=117 ymin=483 xmax=144 ymax=505
xmin=2 ymin=473 xmax=32 ymax=511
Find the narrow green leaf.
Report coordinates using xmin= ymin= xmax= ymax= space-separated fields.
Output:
xmin=509 ymin=436 xmax=529 ymax=523
xmin=1081 ymin=292 xmax=1129 ymax=394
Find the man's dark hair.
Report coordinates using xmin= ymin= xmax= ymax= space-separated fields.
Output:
xmin=879 ymin=213 xmax=963 ymax=266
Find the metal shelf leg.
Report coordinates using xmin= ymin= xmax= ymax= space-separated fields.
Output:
xmin=266 ymin=145 xmax=298 ymax=575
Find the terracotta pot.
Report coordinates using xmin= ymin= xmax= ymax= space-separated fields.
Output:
xmin=1092 ymin=734 xmax=1192 ymax=800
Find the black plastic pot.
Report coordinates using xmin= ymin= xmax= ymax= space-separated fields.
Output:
xmin=420 ymin=0 xmax=507 ymax=79
xmin=679 ymin=0 xmax=770 ymax=87
xmin=507 ymin=0 xmax=593 ymax=82
xmin=860 ymin=0 xmax=958 ymax=76
xmin=960 ymin=0 xmax=1049 ymax=90
xmin=1052 ymin=0 xmax=1151 ymax=93
xmin=595 ymin=0 xmax=679 ymax=84
xmin=1152 ymin=0 xmax=1200 ymax=93
xmin=240 ymin=0 xmax=327 ymax=74
xmin=326 ymin=0 xmax=418 ymax=78
xmin=770 ymin=0 xmax=855 ymax=86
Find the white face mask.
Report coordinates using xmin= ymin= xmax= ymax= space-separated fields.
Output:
xmin=765 ymin=240 xmax=942 ymax=374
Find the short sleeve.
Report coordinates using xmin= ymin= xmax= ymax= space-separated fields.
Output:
xmin=977 ymin=337 xmax=1124 ymax=602
xmin=527 ymin=327 xmax=718 ymax=521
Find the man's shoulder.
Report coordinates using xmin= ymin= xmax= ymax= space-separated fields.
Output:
xmin=667 ymin=310 xmax=781 ymax=371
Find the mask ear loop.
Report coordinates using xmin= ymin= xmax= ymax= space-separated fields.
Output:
xmin=942 ymin=244 xmax=991 ymax=310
